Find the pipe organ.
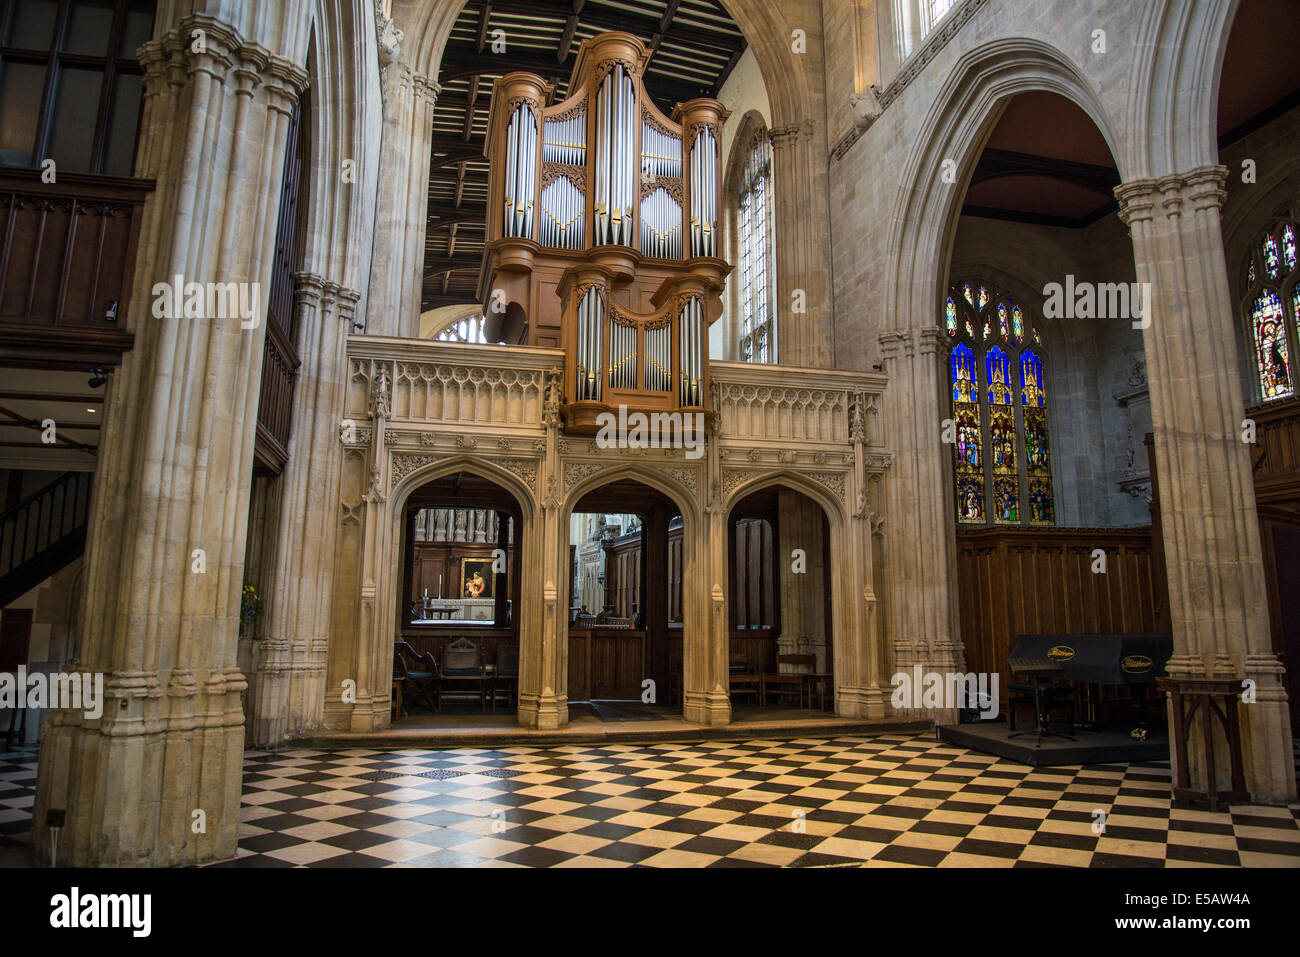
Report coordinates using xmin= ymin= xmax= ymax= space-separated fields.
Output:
xmin=481 ymin=32 xmax=730 ymax=433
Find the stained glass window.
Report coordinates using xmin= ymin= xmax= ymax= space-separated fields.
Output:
xmin=1251 ymin=291 xmax=1292 ymax=400
xmin=1264 ymin=233 xmax=1282 ymax=280
xmin=945 ymin=281 xmax=1053 ymax=526
xmin=738 ymin=133 xmax=775 ymax=363
xmin=951 ymin=343 xmax=984 ymax=523
xmin=1242 ymin=217 xmax=1300 ymax=403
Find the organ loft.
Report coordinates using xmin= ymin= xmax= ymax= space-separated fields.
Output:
xmin=481 ymin=32 xmax=729 ymax=433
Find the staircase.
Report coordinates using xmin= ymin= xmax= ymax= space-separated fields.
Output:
xmin=0 ymin=471 xmax=92 ymax=608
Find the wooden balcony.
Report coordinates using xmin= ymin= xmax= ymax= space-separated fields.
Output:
xmin=0 ymin=169 xmax=153 ymax=369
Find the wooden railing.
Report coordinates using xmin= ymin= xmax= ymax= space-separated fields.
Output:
xmin=0 ymin=470 xmax=93 ymax=607
xmin=0 ymin=169 xmax=151 ymax=367
xmin=955 ymin=526 xmax=1168 ymax=706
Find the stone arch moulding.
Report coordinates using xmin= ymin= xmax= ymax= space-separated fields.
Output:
xmin=878 ymin=38 xmax=1123 ymax=718
xmin=720 ymin=467 xmax=886 ymax=720
xmin=368 ymin=454 xmax=542 ymax=728
xmin=1124 ymin=0 xmax=1240 ymax=181
xmin=560 ymin=461 xmax=713 ymax=721
xmin=884 ymin=37 xmax=1125 ymax=331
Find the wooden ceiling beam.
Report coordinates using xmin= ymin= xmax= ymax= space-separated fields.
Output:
xmin=476 ymin=1 xmax=493 ymax=54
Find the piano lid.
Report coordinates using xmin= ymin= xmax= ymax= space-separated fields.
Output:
xmin=1008 ymin=633 xmax=1173 ymax=685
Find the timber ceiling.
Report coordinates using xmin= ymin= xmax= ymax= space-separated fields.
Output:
xmin=963 ymin=0 xmax=1300 ymax=228
xmin=423 ymin=0 xmax=746 ymax=310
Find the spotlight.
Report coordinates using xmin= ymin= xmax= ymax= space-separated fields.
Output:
xmin=88 ymin=368 xmax=108 ymax=389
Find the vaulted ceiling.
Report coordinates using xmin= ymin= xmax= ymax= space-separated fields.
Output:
xmin=422 ymin=0 xmax=747 ymax=310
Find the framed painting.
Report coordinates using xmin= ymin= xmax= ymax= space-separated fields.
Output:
xmin=461 ymin=559 xmax=495 ymax=599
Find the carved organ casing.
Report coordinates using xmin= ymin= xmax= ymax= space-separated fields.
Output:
xmin=481 ymin=32 xmax=730 ymax=433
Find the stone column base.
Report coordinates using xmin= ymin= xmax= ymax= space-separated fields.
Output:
xmin=519 ymin=692 xmax=568 ymax=730
xmin=835 ymin=684 xmax=886 ymax=719
xmin=683 ymin=689 xmax=731 ymax=725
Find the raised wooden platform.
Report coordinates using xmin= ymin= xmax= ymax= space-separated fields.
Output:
xmin=937 ymin=720 xmax=1169 ymax=766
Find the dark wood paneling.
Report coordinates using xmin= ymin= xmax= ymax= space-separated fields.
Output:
xmin=569 ymin=628 xmax=647 ymax=700
xmin=0 ymin=169 xmax=151 ymax=367
xmin=956 ymin=526 xmax=1167 ymax=705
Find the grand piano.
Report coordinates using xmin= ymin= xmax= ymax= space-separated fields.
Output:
xmin=1008 ymin=633 xmax=1174 ymax=727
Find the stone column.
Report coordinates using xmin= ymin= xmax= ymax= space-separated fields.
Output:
xmin=521 ymin=372 xmax=568 ymax=729
xmin=769 ymin=122 xmax=834 ymax=369
xmin=366 ymin=58 xmax=439 ymax=337
xmin=249 ymin=277 xmax=359 ymax=747
xmin=33 ymin=14 xmax=309 ymax=866
xmin=1116 ymin=166 xmax=1295 ymax=803
xmin=877 ymin=327 xmax=963 ymax=723
xmin=686 ymin=496 xmax=731 ymax=725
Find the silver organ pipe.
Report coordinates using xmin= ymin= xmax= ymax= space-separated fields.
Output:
xmin=543 ymin=113 xmax=586 ymax=166
xmin=643 ymin=324 xmax=670 ymax=392
xmin=541 ymin=176 xmax=584 ymax=250
xmin=639 ymin=187 xmax=682 ymax=259
xmin=609 ymin=319 xmax=637 ymax=391
xmin=689 ymin=128 xmax=718 ymax=257
xmin=503 ymin=104 xmax=537 ymax=239
xmin=679 ymin=297 xmax=702 ymax=406
xmin=576 ymin=286 xmax=604 ymax=401
xmin=595 ymin=65 xmax=635 ymax=247
xmin=640 ymin=119 xmax=682 ymax=178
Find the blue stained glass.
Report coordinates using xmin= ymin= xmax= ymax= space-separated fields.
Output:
xmin=986 ymin=347 xmax=1012 ymax=405
xmin=1020 ymin=349 xmax=1045 ymax=407
xmin=951 ymin=342 xmax=977 ymax=402
xmin=946 ymin=297 xmax=958 ymax=336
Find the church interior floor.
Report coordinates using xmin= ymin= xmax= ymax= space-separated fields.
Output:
xmin=6 ymin=732 xmax=1299 ymax=868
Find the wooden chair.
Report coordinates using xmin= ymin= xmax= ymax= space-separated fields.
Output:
xmin=492 ymin=643 xmax=519 ymax=711
xmin=440 ymin=637 xmax=487 ymax=711
xmin=762 ymin=654 xmax=815 ymax=707
xmin=728 ymin=651 xmax=761 ymax=703
xmin=802 ymin=670 xmax=834 ymax=710
xmin=393 ymin=641 xmax=439 ymax=715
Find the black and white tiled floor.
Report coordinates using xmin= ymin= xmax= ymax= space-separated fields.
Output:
xmin=3 ymin=734 xmax=1299 ymax=867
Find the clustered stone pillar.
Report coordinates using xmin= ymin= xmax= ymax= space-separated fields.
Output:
xmin=249 ymin=277 xmax=360 ymax=748
xmin=769 ymin=122 xmax=834 ymax=369
xmin=33 ymin=13 xmax=310 ymax=865
xmin=367 ymin=59 xmax=439 ymax=338
xmin=877 ymin=327 xmax=964 ymax=723
xmin=1116 ymin=165 xmax=1296 ymax=804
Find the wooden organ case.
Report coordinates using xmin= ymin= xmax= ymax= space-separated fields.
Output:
xmin=481 ymin=32 xmax=730 ymax=433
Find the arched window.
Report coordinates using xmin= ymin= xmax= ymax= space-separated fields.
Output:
xmin=432 ymin=313 xmax=488 ymax=343
xmin=737 ymin=133 xmax=774 ymax=363
xmin=1241 ymin=215 xmax=1298 ymax=402
xmin=946 ymin=281 xmax=1055 ymax=526
xmin=924 ymin=0 xmax=956 ymax=34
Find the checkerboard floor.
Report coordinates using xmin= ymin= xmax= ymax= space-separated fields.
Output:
xmin=4 ymin=733 xmax=1299 ymax=867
